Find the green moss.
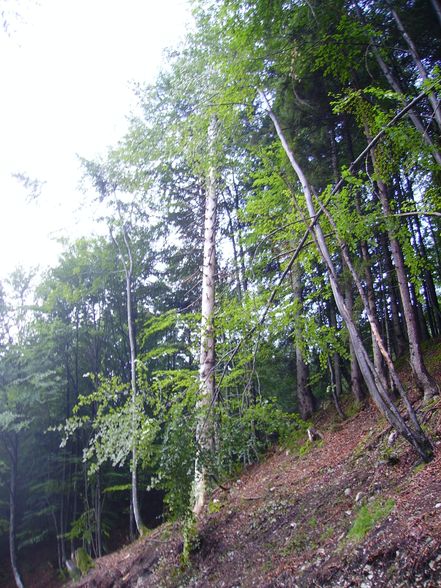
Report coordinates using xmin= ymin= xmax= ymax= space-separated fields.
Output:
xmin=347 ymin=498 xmax=395 ymax=542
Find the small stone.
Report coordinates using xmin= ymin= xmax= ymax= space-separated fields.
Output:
xmin=344 ymin=488 xmax=351 ymax=496
xmin=355 ymin=492 xmax=364 ymax=503
xmin=429 ymin=561 xmax=436 ymax=570
xmin=435 ymin=503 xmax=441 ymax=509
xmin=388 ymin=431 xmax=398 ymax=446
xmin=270 ymin=486 xmax=275 ymax=492
xmin=290 ymin=522 xmax=297 ymax=528
xmin=345 ymin=510 xmax=352 ymax=516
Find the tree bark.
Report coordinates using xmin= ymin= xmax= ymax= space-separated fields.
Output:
xmin=328 ymin=300 xmax=345 ymax=418
xmin=125 ymin=245 xmax=144 ymax=535
xmin=111 ymin=219 xmax=144 ymax=536
xmin=290 ymin=262 xmax=317 ymax=419
xmin=430 ymin=0 xmax=441 ymax=26
xmin=260 ymin=90 xmax=433 ymax=461
xmin=374 ymin=176 xmax=439 ymax=401
xmin=386 ymin=2 xmax=441 ymax=132
xmin=9 ymin=435 xmax=24 ymax=588
xmin=344 ymin=283 xmax=366 ymax=403
xmin=353 ymin=0 xmax=441 ymax=166
xmin=379 ymin=233 xmax=407 ymax=357
xmin=193 ymin=118 xmax=217 ymax=516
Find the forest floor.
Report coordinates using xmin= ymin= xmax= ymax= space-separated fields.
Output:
xmin=69 ymin=343 xmax=441 ymax=588
xmin=3 ymin=344 xmax=441 ymax=587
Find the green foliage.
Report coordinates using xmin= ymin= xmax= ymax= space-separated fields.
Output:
xmin=59 ymin=374 xmax=159 ymax=476
xmin=215 ymin=397 xmax=308 ymax=476
xmin=181 ymin=514 xmax=200 ymax=565
xmin=347 ymin=498 xmax=395 ymax=542
xmin=75 ymin=547 xmax=95 ymax=575
xmin=150 ymin=383 xmax=198 ymax=519
xmin=65 ymin=510 xmax=96 ymax=545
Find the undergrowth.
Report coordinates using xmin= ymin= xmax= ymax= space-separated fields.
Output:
xmin=347 ymin=498 xmax=395 ymax=541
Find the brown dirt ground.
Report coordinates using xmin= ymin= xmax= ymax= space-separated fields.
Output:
xmin=72 ymin=391 xmax=441 ymax=587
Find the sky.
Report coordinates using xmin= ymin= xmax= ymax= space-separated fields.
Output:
xmin=0 ymin=0 xmax=190 ymax=280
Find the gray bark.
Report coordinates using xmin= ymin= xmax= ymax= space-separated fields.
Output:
xmin=430 ymin=0 xmax=441 ymax=26
xmin=344 ymin=284 xmax=366 ymax=403
xmin=125 ymin=236 xmax=144 ymax=535
xmin=111 ymin=219 xmax=144 ymax=535
xmin=260 ymin=90 xmax=433 ymax=461
xmin=380 ymin=233 xmax=407 ymax=357
xmin=291 ymin=263 xmax=317 ymax=419
xmin=387 ymin=2 xmax=441 ymax=132
xmin=9 ymin=436 xmax=24 ymax=588
xmin=374 ymin=177 xmax=439 ymax=401
xmin=194 ymin=118 xmax=217 ymax=516
xmin=353 ymin=1 xmax=441 ymax=166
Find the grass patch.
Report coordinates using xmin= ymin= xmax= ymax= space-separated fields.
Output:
xmin=347 ymin=498 xmax=395 ymax=542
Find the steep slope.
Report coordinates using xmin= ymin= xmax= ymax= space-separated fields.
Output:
xmin=73 ymin=388 xmax=441 ymax=587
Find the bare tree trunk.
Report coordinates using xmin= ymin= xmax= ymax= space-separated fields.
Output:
xmin=345 ymin=283 xmax=366 ymax=403
xmin=260 ymin=90 xmax=433 ymax=461
xmin=328 ymin=301 xmax=345 ymax=417
xmin=430 ymin=0 xmax=441 ymax=26
xmin=386 ymin=1 xmax=441 ymax=132
xmin=291 ymin=263 xmax=317 ymax=419
xmin=374 ymin=177 xmax=439 ymax=401
xmin=194 ymin=118 xmax=217 ymax=516
xmin=405 ymin=203 xmax=441 ymax=337
xmin=9 ymin=436 xmax=24 ymax=588
xmin=126 ymin=255 xmax=143 ymax=535
xmin=358 ymin=240 xmax=388 ymax=387
xmin=379 ymin=233 xmax=407 ymax=357
xmin=353 ymin=0 xmax=441 ymax=166
xmin=111 ymin=216 xmax=144 ymax=536
xmin=95 ymin=472 xmax=102 ymax=558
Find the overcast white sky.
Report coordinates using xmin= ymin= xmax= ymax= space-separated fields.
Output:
xmin=0 ymin=0 xmax=190 ymax=280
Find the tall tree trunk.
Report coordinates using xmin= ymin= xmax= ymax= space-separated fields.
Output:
xmin=328 ymin=300 xmax=345 ymax=418
xmin=379 ymin=233 xmax=407 ymax=357
xmin=430 ymin=0 xmax=441 ymax=26
xmin=94 ymin=472 xmax=102 ymax=558
xmin=260 ymin=90 xmax=433 ymax=461
xmin=386 ymin=1 xmax=441 ymax=132
xmin=291 ymin=262 xmax=317 ymax=419
xmin=193 ymin=118 xmax=217 ymax=516
xmin=126 ymin=254 xmax=143 ymax=535
xmin=353 ymin=1 xmax=441 ymax=166
xmin=404 ymin=195 xmax=441 ymax=337
xmin=358 ymin=238 xmax=388 ymax=388
xmin=111 ymin=218 xmax=144 ymax=535
xmin=9 ymin=435 xmax=24 ymax=588
xmin=345 ymin=283 xmax=366 ymax=403
xmin=374 ymin=176 xmax=439 ymax=401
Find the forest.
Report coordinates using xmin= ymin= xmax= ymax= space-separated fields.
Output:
xmin=0 ymin=0 xmax=440 ymax=586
